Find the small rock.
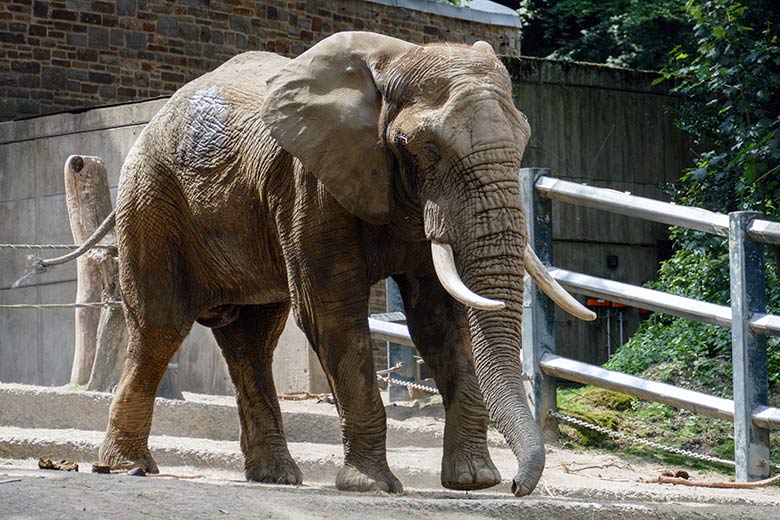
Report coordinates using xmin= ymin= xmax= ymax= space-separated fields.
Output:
xmin=127 ymin=467 xmax=146 ymax=477
xmin=674 ymin=470 xmax=690 ymax=480
xmin=92 ymin=464 xmax=111 ymax=474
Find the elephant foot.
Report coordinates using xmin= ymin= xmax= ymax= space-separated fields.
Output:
xmin=98 ymin=434 xmax=159 ymax=473
xmin=336 ymin=463 xmax=403 ymax=493
xmin=245 ymin=453 xmax=303 ymax=485
xmin=441 ymin=450 xmax=501 ymax=490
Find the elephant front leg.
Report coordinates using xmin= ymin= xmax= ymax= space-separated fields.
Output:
xmin=280 ymin=204 xmax=400 ymax=492
xmin=297 ymin=300 xmax=401 ymax=493
xmin=394 ymin=273 xmax=501 ymax=491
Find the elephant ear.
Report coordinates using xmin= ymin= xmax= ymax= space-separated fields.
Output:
xmin=261 ymin=32 xmax=416 ymax=224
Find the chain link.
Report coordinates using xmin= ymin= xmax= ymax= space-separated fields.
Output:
xmin=377 ymin=374 xmax=440 ymax=395
xmin=376 ymin=382 xmax=751 ymax=469
xmin=552 ymin=410 xmax=738 ymax=466
xmin=377 ymin=378 xmax=745 ymax=469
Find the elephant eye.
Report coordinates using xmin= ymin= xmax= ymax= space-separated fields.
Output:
xmin=422 ymin=142 xmax=441 ymax=163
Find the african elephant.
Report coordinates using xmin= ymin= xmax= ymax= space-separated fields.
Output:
xmin=78 ymin=31 xmax=595 ymax=496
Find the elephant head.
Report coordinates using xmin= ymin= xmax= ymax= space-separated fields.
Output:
xmin=261 ymin=32 xmax=594 ymax=496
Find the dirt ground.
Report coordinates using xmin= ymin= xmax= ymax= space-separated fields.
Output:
xmin=3 ymin=384 xmax=780 ymax=518
xmin=0 ymin=458 xmax=777 ymax=520
xmin=2 ymin=446 xmax=780 ymax=520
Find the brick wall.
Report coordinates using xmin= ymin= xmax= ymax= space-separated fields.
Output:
xmin=0 ymin=0 xmax=520 ymax=121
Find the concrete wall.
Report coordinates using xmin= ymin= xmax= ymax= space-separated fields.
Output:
xmin=507 ymin=58 xmax=689 ymax=364
xmin=0 ymin=99 xmax=328 ymax=394
xmin=0 ymin=56 xmax=690 ymax=391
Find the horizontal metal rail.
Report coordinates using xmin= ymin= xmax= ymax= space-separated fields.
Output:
xmin=522 ymin=170 xmax=780 ymax=478
xmin=535 ymin=176 xmax=730 ymax=236
xmin=366 ymin=319 xmax=780 ymax=430
xmin=368 ymin=318 xmax=414 ymax=346
xmin=748 ymin=218 xmax=780 ymax=245
xmin=369 ymin=268 xmax=780 ymax=339
xmin=549 ymin=267 xmax=780 ymax=337
xmin=539 ymin=353 xmax=780 ymax=430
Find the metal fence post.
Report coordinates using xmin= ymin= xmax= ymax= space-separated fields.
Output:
xmin=729 ymin=210 xmax=770 ymax=481
xmin=519 ymin=167 xmax=558 ymax=442
xmin=386 ymin=277 xmax=414 ymax=401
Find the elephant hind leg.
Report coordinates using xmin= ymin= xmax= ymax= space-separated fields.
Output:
xmin=212 ymin=301 xmax=302 ymax=485
xmin=99 ymin=323 xmax=189 ymax=472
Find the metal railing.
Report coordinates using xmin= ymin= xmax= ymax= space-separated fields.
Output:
xmin=519 ymin=168 xmax=780 ymax=483
xmin=367 ymin=167 xmax=780 ymax=483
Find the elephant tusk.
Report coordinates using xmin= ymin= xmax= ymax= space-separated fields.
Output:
xmin=524 ymin=244 xmax=597 ymax=321
xmin=430 ymin=241 xmax=506 ymax=311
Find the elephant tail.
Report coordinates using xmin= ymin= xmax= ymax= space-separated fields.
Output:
xmin=12 ymin=209 xmax=117 ymax=289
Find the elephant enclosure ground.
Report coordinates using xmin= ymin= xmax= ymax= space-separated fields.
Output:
xmin=1 ymin=461 xmax=778 ymax=520
xmin=1 ymin=383 xmax=779 ymax=519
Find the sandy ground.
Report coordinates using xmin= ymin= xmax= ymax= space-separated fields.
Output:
xmin=0 ymin=458 xmax=777 ymax=520
xmin=2 ymin=383 xmax=780 ymax=518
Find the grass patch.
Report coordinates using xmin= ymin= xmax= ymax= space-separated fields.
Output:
xmin=556 ymin=385 xmax=741 ymax=475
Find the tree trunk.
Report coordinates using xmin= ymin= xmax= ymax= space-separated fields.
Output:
xmin=65 ymin=155 xmax=115 ymax=386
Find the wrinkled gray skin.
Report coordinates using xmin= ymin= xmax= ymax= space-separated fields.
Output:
xmin=99 ymin=32 xmax=544 ymax=496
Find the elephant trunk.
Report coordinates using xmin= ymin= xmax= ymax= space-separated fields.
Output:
xmin=427 ymin=214 xmax=545 ymax=496
xmin=462 ymin=257 xmax=545 ymax=497
xmin=424 ymin=160 xmax=546 ymax=496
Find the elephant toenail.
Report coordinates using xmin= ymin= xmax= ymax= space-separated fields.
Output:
xmin=476 ymin=467 xmax=496 ymax=482
xmin=457 ymin=472 xmax=473 ymax=484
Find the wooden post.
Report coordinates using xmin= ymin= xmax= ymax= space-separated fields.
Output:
xmin=65 ymin=154 xmax=182 ymax=400
xmin=519 ymin=167 xmax=558 ymax=443
xmin=65 ymin=155 xmax=115 ymax=386
xmin=87 ymin=248 xmax=127 ymax=393
xmin=729 ymin=211 xmax=770 ymax=481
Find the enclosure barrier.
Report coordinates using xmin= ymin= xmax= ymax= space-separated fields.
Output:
xmin=520 ymin=168 xmax=780 ymax=483
xmin=367 ymin=167 xmax=780 ymax=483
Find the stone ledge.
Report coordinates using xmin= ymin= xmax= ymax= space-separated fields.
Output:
xmin=0 ymin=98 xmax=168 ymax=145
xmin=0 ymin=383 xmax=469 ymax=449
xmin=365 ymin=0 xmax=522 ymax=28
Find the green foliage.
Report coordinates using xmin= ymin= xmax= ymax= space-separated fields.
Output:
xmin=557 ymin=387 xmax=623 ymax=446
xmin=608 ymin=239 xmax=780 ymax=395
xmin=579 ymin=388 xmax=636 ymax=411
xmin=552 ymin=3 xmax=780 ymax=466
xmin=611 ymin=0 xmax=780 ymax=395
xmin=660 ymin=0 xmax=780 ymax=219
xmin=607 ymin=245 xmax=733 ymax=393
xmin=557 ymin=387 xmax=739 ymax=472
xmin=520 ymin=0 xmax=693 ymax=70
